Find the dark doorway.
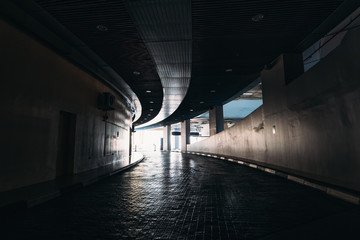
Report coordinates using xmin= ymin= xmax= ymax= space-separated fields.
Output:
xmin=56 ymin=111 xmax=76 ymax=177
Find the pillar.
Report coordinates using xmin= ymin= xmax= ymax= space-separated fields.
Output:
xmin=129 ymin=127 xmax=133 ymax=163
xmin=174 ymin=135 xmax=179 ymax=150
xmin=261 ymin=53 xmax=304 ymax=116
xmin=181 ymin=120 xmax=190 ymax=152
xmin=163 ymin=125 xmax=171 ymax=151
xmin=209 ymin=105 xmax=224 ymax=136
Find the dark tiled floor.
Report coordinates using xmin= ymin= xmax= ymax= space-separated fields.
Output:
xmin=1 ymin=152 xmax=359 ymax=239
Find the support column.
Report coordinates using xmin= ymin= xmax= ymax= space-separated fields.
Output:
xmin=163 ymin=125 xmax=171 ymax=151
xmin=261 ymin=53 xmax=304 ymax=116
xmin=129 ymin=127 xmax=133 ymax=163
xmin=181 ymin=120 xmax=190 ymax=152
xmin=209 ymin=105 xmax=224 ymax=136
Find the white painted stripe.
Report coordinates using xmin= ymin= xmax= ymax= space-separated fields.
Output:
xmin=326 ymin=188 xmax=360 ymax=205
xmin=264 ymin=168 xmax=276 ymax=174
xmin=249 ymin=164 xmax=258 ymax=169
xmin=238 ymin=161 xmax=244 ymax=165
xmin=303 ymin=181 xmax=327 ymax=192
xmin=287 ymin=175 xmax=305 ymax=184
xmin=220 ymin=157 xmax=225 ymax=160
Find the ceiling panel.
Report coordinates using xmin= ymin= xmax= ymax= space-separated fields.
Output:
xmin=125 ymin=0 xmax=192 ymax=128
xmin=35 ymin=0 xmax=164 ymax=125
xmin=27 ymin=0 xmax=359 ymax=130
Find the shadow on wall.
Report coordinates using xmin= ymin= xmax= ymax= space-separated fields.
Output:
xmin=0 ymin=20 xmax=132 ymax=193
xmin=188 ymin=27 xmax=360 ymax=192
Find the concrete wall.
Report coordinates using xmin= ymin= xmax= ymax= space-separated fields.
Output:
xmin=0 ymin=20 xmax=132 ymax=192
xmin=188 ymin=27 xmax=360 ymax=192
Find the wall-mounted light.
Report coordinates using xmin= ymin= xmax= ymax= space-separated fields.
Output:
xmin=272 ymin=125 xmax=276 ymax=134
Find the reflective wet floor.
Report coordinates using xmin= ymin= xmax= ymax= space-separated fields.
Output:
xmin=1 ymin=152 xmax=360 ymax=239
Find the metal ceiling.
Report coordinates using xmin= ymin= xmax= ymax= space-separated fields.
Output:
xmin=5 ymin=0 xmax=360 ymax=130
xmin=33 ymin=0 xmax=164 ymax=125
xmin=139 ymin=0 xmax=359 ymax=129
xmin=125 ymin=0 xmax=192 ymax=128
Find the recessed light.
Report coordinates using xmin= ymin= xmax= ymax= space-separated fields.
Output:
xmin=96 ymin=24 xmax=108 ymax=31
xmin=144 ymin=118 xmax=147 ymax=120
xmin=148 ymin=114 xmax=151 ymax=116
xmin=149 ymin=101 xmax=154 ymax=103
xmin=225 ymin=69 xmax=233 ymax=72
xmin=210 ymin=90 xmax=216 ymax=93
xmin=146 ymin=90 xmax=151 ymax=93
xmin=150 ymin=109 xmax=153 ymax=111
xmin=190 ymin=109 xmax=194 ymax=112
xmin=133 ymin=71 xmax=140 ymax=75
xmin=200 ymin=101 xmax=204 ymax=104
xmin=252 ymin=14 xmax=264 ymax=22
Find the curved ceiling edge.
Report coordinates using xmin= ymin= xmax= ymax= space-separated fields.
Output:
xmin=125 ymin=0 xmax=192 ymax=129
xmin=1 ymin=0 xmax=142 ymax=120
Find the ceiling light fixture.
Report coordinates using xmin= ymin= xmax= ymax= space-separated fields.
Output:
xmin=146 ymin=90 xmax=151 ymax=93
xmin=190 ymin=109 xmax=194 ymax=112
xmin=225 ymin=69 xmax=233 ymax=72
xmin=149 ymin=101 xmax=154 ymax=103
xmin=243 ymin=92 xmax=254 ymax=96
xmin=96 ymin=24 xmax=108 ymax=31
xmin=252 ymin=14 xmax=264 ymax=22
xmin=200 ymin=101 xmax=204 ymax=104
xmin=210 ymin=90 xmax=216 ymax=93
xmin=150 ymin=109 xmax=153 ymax=111
xmin=133 ymin=71 xmax=141 ymax=75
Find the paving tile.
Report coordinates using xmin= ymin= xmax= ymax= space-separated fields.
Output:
xmin=1 ymin=152 xmax=360 ymax=239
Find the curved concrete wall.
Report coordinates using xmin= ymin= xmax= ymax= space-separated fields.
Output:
xmin=188 ymin=28 xmax=360 ymax=192
xmin=0 ymin=20 xmax=132 ymax=192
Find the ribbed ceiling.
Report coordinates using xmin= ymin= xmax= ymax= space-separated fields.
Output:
xmin=125 ymin=0 xmax=192 ymax=128
xmin=34 ymin=0 xmax=164 ymax=126
xmin=24 ymin=0 xmax=359 ymax=129
xmin=138 ymin=0 xmax=355 ymax=129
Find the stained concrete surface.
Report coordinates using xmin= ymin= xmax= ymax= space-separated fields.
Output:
xmin=0 ymin=19 xmax=132 ymax=192
xmin=1 ymin=152 xmax=359 ymax=239
xmin=188 ymin=28 xmax=360 ymax=192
